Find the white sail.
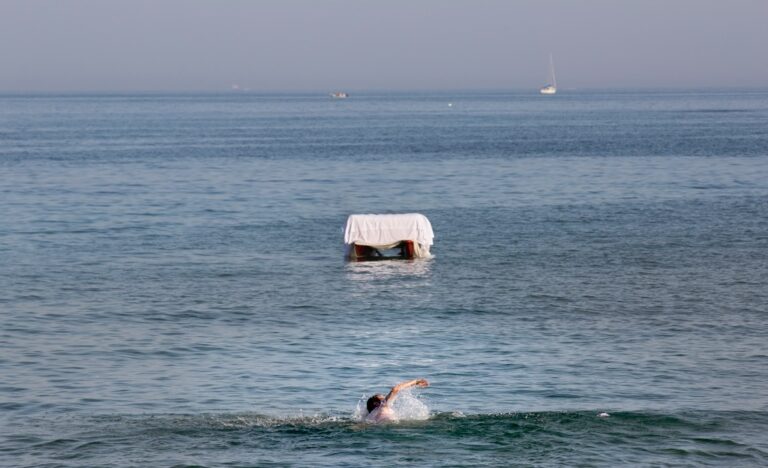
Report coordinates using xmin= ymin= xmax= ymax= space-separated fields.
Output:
xmin=540 ymin=54 xmax=557 ymax=95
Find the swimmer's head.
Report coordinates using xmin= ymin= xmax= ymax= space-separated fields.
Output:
xmin=366 ymin=394 xmax=385 ymax=412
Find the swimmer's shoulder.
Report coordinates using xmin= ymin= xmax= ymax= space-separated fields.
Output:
xmin=366 ymin=406 xmax=397 ymax=423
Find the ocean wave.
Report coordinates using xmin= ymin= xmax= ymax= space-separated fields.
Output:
xmin=5 ymin=410 xmax=767 ymax=467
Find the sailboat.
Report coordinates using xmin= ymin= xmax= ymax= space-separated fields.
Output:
xmin=539 ymin=54 xmax=557 ymax=95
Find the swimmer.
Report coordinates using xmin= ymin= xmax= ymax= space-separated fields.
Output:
xmin=365 ymin=378 xmax=429 ymax=423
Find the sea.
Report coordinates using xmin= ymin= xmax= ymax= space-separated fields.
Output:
xmin=1 ymin=89 xmax=767 ymax=467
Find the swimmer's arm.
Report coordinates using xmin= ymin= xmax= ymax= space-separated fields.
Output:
xmin=384 ymin=378 xmax=429 ymax=404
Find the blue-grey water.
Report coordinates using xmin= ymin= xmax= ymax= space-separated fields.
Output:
xmin=1 ymin=90 xmax=767 ymax=466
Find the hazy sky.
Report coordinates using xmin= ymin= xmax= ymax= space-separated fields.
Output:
xmin=1 ymin=0 xmax=767 ymax=92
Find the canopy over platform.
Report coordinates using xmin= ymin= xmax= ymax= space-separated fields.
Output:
xmin=343 ymin=213 xmax=434 ymax=259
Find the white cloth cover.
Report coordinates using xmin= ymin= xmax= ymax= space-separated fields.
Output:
xmin=343 ymin=213 xmax=434 ymax=250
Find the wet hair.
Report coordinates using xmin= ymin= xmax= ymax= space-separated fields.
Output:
xmin=366 ymin=394 xmax=385 ymax=412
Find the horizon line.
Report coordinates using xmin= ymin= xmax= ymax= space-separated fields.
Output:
xmin=2 ymin=85 xmax=768 ymax=95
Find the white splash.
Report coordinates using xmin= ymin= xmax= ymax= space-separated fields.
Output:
xmin=391 ymin=388 xmax=430 ymax=420
xmin=353 ymin=395 xmax=367 ymax=421
xmin=354 ymin=388 xmax=430 ymax=422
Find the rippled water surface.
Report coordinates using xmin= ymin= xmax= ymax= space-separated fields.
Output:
xmin=1 ymin=90 xmax=768 ymax=466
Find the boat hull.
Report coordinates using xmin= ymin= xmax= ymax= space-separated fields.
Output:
xmin=539 ymin=86 xmax=557 ymax=95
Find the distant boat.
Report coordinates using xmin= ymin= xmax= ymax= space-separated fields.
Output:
xmin=539 ymin=54 xmax=557 ymax=95
xmin=330 ymin=92 xmax=349 ymax=99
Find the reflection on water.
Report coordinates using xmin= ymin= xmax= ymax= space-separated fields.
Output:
xmin=345 ymin=258 xmax=434 ymax=282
